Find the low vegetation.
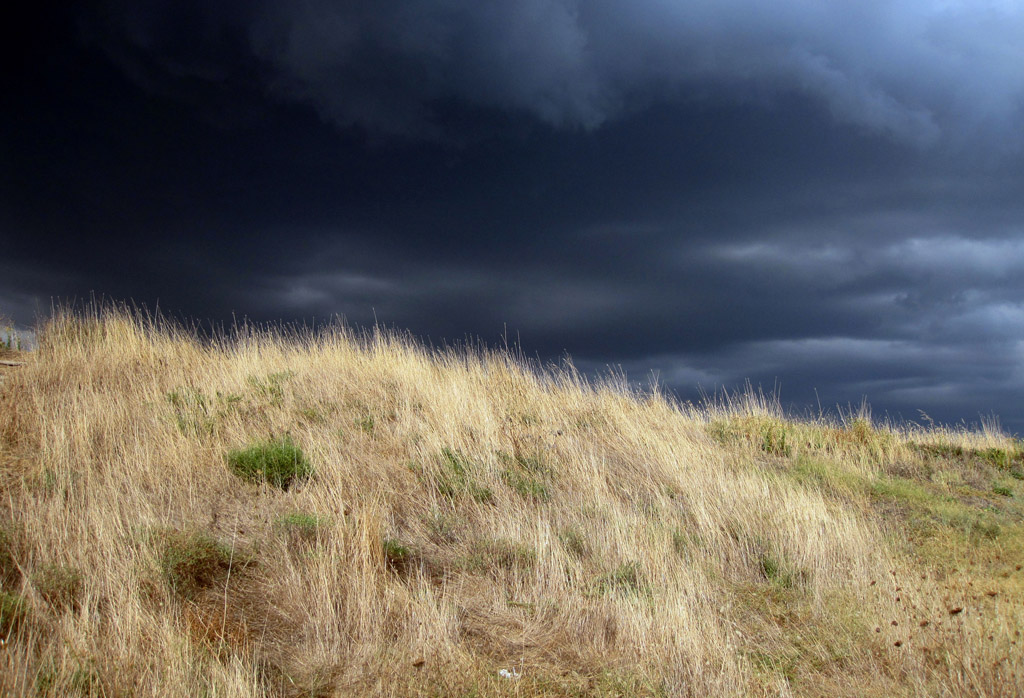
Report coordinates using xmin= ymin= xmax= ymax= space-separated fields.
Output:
xmin=0 ymin=305 xmax=1021 ymax=696
xmin=226 ymin=435 xmax=313 ymax=490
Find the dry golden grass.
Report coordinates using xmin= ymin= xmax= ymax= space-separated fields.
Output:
xmin=0 ymin=306 xmax=1021 ymax=696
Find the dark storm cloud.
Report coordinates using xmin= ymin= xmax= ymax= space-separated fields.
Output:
xmin=91 ymin=0 xmax=1024 ymax=147
xmin=3 ymin=1 xmax=1024 ymax=431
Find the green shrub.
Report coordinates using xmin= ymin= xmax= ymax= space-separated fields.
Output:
xmin=226 ymin=436 xmax=312 ymax=489
xmin=993 ymin=485 xmax=1013 ymax=497
xmin=159 ymin=531 xmax=236 ymax=598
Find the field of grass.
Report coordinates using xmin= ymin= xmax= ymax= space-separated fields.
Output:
xmin=0 ymin=307 xmax=1021 ymax=696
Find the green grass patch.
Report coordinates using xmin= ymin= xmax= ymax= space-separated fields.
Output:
xmin=707 ymin=417 xmax=793 ymax=456
xmin=870 ymin=475 xmax=1004 ymax=542
xmin=165 ymin=387 xmax=244 ymax=436
xmin=759 ymin=552 xmax=805 ymax=589
xmin=498 ymin=449 xmax=552 ymax=502
xmin=597 ymin=561 xmax=649 ymax=597
xmin=913 ymin=442 xmax=1024 ymax=472
xmin=276 ymin=511 xmax=328 ymax=531
xmin=870 ymin=476 xmax=936 ymax=506
xmin=383 ymin=538 xmax=413 ymax=572
xmin=426 ymin=448 xmax=493 ymax=503
xmin=298 ymin=406 xmax=326 ymax=424
xmin=356 ymin=414 xmax=375 ymax=435
xmin=912 ymin=442 xmax=965 ymax=460
xmin=275 ymin=512 xmax=329 ymax=547
xmin=166 ymin=386 xmax=215 ymax=436
xmin=159 ymin=531 xmax=239 ymax=599
xmin=786 ymin=456 xmax=869 ymax=495
xmin=760 ymin=421 xmax=792 ymax=457
xmin=247 ymin=370 xmax=295 ymax=405
xmin=500 ymin=469 xmax=550 ymax=502
xmin=226 ymin=435 xmax=312 ymax=490
xmin=993 ymin=485 xmax=1014 ymax=497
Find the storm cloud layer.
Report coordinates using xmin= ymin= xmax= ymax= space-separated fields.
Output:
xmin=3 ymin=1 xmax=1024 ymax=429
xmin=91 ymin=0 xmax=1024 ymax=147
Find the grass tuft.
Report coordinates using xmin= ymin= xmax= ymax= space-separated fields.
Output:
xmin=158 ymin=531 xmax=238 ymax=599
xmin=226 ymin=435 xmax=313 ymax=489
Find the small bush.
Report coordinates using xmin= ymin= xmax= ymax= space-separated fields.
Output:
xmin=159 ymin=531 xmax=236 ymax=598
xmin=226 ymin=436 xmax=312 ymax=490
xmin=993 ymin=485 xmax=1013 ymax=497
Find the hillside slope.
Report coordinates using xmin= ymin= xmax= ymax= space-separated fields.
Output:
xmin=0 ymin=309 xmax=1021 ymax=697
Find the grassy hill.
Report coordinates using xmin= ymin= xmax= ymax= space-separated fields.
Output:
xmin=0 ymin=307 xmax=1021 ymax=696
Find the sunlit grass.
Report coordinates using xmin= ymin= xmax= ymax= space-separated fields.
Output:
xmin=0 ymin=304 xmax=1020 ymax=696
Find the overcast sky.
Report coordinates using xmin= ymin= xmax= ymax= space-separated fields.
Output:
xmin=3 ymin=1 xmax=1024 ymax=431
